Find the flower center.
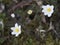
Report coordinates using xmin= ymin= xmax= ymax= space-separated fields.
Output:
xmin=15 ymin=28 xmax=19 ymax=32
xmin=47 ymin=8 xmax=51 ymax=12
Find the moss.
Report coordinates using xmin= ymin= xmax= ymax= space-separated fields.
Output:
xmin=0 ymin=0 xmax=60 ymax=45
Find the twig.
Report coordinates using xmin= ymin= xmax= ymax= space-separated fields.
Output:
xmin=8 ymin=0 xmax=33 ymax=13
xmin=47 ymin=21 xmax=60 ymax=37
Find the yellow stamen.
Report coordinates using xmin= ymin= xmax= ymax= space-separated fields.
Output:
xmin=15 ymin=28 xmax=19 ymax=32
xmin=47 ymin=8 xmax=51 ymax=12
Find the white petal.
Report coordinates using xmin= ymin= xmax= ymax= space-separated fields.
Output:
xmin=19 ymin=25 xmax=21 ymax=29
xmin=10 ymin=27 xmax=15 ymax=30
xmin=11 ymin=32 xmax=15 ymax=35
xmin=44 ymin=12 xmax=48 ymax=15
xmin=19 ymin=30 xmax=21 ymax=34
xmin=19 ymin=25 xmax=21 ymax=32
xmin=51 ymin=10 xmax=54 ymax=13
xmin=48 ymin=13 xmax=52 ymax=17
xmin=15 ymin=23 xmax=18 ymax=27
xmin=46 ymin=5 xmax=50 ymax=7
xmin=15 ymin=34 xmax=19 ymax=37
xmin=42 ymin=10 xmax=45 ymax=12
xmin=18 ymin=30 xmax=21 ymax=34
xmin=51 ymin=5 xmax=54 ymax=9
xmin=42 ymin=5 xmax=46 ymax=8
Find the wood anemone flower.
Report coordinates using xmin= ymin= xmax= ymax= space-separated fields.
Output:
xmin=42 ymin=5 xmax=54 ymax=17
xmin=10 ymin=23 xmax=21 ymax=37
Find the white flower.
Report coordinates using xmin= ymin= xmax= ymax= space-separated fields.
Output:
xmin=10 ymin=23 xmax=21 ymax=37
xmin=42 ymin=5 xmax=54 ymax=17
xmin=11 ymin=13 xmax=15 ymax=18
xmin=27 ymin=10 xmax=33 ymax=15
